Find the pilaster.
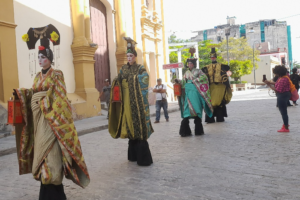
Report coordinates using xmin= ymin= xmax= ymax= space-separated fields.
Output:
xmin=0 ymin=0 xmax=19 ymax=103
xmin=70 ymin=0 xmax=101 ymax=118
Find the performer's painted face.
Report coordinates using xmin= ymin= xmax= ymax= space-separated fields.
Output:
xmin=127 ymin=53 xmax=136 ymax=64
xmin=188 ymin=62 xmax=194 ymax=70
xmin=38 ymin=53 xmax=51 ymax=68
xmin=211 ymin=57 xmax=217 ymax=62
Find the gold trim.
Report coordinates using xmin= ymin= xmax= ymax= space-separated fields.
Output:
xmin=0 ymin=20 xmax=17 ymax=28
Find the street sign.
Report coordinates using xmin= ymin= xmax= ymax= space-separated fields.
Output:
xmin=163 ymin=63 xmax=184 ymax=70
xmin=227 ymin=70 xmax=232 ymax=77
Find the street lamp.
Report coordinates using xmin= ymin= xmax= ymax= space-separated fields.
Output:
xmin=248 ymin=29 xmax=262 ymax=89
xmin=225 ymin=28 xmax=231 ymax=66
xmin=252 ymin=40 xmax=262 ymax=89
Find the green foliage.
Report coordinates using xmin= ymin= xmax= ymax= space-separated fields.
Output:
xmin=198 ymin=40 xmax=221 ymax=68
xmin=293 ymin=61 xmax=300 ymax=68
xmin=218 ymin=37 xmax=260 ymax=80
xmin=230 ymin=81 xmax=248 ymax=84
xmin=168 ymin=35 xmax=190 ymax=64
xmin=229 ymin=60 xmax=253 ymax=81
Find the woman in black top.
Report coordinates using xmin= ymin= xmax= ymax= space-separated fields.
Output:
xmin=290 ymin=68 xmax=300 ymax=105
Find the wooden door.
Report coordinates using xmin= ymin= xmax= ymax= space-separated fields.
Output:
xmin=90 ymin=0 xmax=110 ymax=99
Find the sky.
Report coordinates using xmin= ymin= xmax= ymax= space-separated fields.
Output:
xmin=164 ymin=0 xmax=300 ymax=62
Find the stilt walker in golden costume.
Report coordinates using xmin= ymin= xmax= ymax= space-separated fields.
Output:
xmin=202 ymin=47 xmax=232 ymax=123
xmin=13 ymin=24 xmax=90 ymax=200
xmin=108 ymin=37 xmax=153 ymax=166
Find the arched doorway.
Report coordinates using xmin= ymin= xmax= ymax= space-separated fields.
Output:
xmin=90 ymin=0 xmax=110 ymax=100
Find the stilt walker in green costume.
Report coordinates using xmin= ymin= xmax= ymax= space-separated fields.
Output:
xmin=202 ymin=47 xmax=232 ymax=123
xmin=176 ymin=48 xmax=214 ymax=137
xmin=108 ymin=37 xmax=153 ymax=166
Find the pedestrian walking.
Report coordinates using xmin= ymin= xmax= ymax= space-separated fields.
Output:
xmin=264 ymin=65 xmax=295 ymax=132
xmin=108 ymin=37 xmax=153 ymax=166
xmin=98 ymin=79 xmax=111 ymax=119
xmin=290 ymin=68 xmax=300 ymax=106
xmin=175 ymin=48 xmax=213 ymax=137
xmin=13 ymin=26 xmax=90 ymax=200
xmin=153 ymin=78 xmax=169 ymax=123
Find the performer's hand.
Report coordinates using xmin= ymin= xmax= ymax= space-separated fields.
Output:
xmin=12 ymin=89 xmax=19 ymax=100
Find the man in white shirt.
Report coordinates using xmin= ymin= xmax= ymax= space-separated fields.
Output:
xmin=153 ymin=78 xmax=169 ymax=123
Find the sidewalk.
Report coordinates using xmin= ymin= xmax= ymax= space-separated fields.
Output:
xmin=0 ymin=103 xmax=180 ymax=156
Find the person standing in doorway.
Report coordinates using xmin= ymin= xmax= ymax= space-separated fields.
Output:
xmin=98 ymin=79 xmax=111 ymax=119
xmin=153 ymin=78 xmax=169 ymax=123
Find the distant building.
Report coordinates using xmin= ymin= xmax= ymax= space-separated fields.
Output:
xmin=191 ymin=17 xmax=293 ymax=68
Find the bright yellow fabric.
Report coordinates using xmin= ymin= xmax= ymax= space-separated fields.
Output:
xmin=210 ymin=83 xmax=232 ymax=107
xmin=120 ymin=80 xmax=134 ymax=139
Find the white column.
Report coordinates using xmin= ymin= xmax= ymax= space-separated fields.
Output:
xmin=195 ymin=44 xmax=199 ymax=69
xmin=178 ymin=51 xmax=182 ymax=79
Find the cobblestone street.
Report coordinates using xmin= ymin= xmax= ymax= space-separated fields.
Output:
xmin=1 ymin=90 xmax=300 ymax=200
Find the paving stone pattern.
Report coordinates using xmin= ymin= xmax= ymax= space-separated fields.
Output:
xmin=1 ymin=90 xmax=300 ymax=200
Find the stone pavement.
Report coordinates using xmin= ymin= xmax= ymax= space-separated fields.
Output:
xmin=1 ymin=89 xmax=300 ymax=199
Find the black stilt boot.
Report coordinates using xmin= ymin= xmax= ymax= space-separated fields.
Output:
xmin=179 ymin=118 xmax=192 ymax=137
xmin=128 ymin=139 xmax=137 ymax=162
xmin=39 ymin=183 xmax=67 ymax=200
xmin=205 ymin=114 xmax=215 ymax=124
xmin=194 ymin=117 xmax=204 ymax=135
xmin=215 ymin=106 xmax=225 ymax=122
xmin=136 ymin=140 xmax=153 ymax=166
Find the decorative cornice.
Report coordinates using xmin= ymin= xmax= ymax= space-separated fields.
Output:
xmin=0 ymin=20 xmax=17 ymax=28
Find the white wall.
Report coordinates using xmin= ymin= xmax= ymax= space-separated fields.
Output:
xmin=14 ymin=0 xmax=75 ymax=92
xmin=243 ymin=55 xmax=279 ymax=83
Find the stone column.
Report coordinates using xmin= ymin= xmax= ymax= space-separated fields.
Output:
xmin=70 ymin=0 xmax=89 ymax=47
xmin=0 ymin=0 xmax=19 ymax=104
xmin=70 ymin=0 xmax=100 ymax=118
xmin=114 ymin=0 xmax=127 ymax=72
xmin=84 ymin=0 xmax=92 ymax=43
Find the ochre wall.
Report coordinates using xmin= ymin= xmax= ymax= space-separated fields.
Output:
xmin=0 ymin=0 xmax=19 ymax=106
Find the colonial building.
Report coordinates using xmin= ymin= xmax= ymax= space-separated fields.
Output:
xmin=0 ymin=0 xmax=171 ymax=132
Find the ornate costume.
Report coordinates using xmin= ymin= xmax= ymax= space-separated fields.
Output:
xmin=108 ymin=37 xmax=153 ymax=166
xmin=15 ymin=25 xmax=89 ymax=200
xmin=178 ymin=48 xmax=213 ymax=137
xmin=202 ymin=47 xmax=232 ymax=123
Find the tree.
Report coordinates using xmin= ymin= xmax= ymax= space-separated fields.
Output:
xmin=229 ymin=60 xmax=252 ymax=81
xmin=198 ymin=40 xmax=222 ymax=69
xmin=168 ymin=35 xmax=190 ymax=63
xmin=218 ymin=37 xmax=260 ymax=81
xmin=293 ymin=61 xmax=300 ymax=69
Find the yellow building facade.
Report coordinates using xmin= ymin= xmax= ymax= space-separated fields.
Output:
xmin=0 ymin=0 xmax=171 ymax=123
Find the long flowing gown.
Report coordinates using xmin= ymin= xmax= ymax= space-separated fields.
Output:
xmin=108 ymin=62 xmax=153 ymax=166
xmin=15 ymin=68 xmax=90 ymax=189
xmin=179 ymin=68 xmax=213 ymax=119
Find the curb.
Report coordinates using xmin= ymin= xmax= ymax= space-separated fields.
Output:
xmin=0 ymin=107 xmax=180 ymax=157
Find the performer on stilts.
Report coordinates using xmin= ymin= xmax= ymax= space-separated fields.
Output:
xmin=13 ymin=24 xmax=90 ymax=200
xmin=176 ymin=48 xmax=214 ymax=137
xmin=202 ymin=46 xmax=232 ymax=123
xmin=108 ymin=37 xmax=153 ymax=166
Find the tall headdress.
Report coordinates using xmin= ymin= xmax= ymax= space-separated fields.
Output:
xmin=208 ymin=45 xmax=220 ymax=58
xmin=22 ymin=24 xmax=60 ymax=76
xmin=186 ymin=47 xmax=198 ymax=67
xmin=123 ymin=37 xmax=137 ymax=56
